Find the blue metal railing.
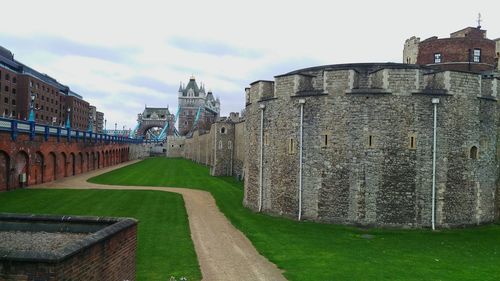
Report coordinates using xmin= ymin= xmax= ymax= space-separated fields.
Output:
xmin=0 ymin=117 xmax=144 ymax=144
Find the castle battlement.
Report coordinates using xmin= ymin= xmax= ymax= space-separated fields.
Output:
xmin=248 ymin=64 xmax=499 ymax=105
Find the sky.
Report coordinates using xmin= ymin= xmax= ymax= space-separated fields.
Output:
xmin=1 ymin=0 xmax=499 ymax=129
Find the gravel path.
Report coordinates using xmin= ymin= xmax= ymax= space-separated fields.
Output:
xmin=32 ymin=161 xmax=287 ymax=281
xmin=0 ymin=231 xmax=87 ymax=252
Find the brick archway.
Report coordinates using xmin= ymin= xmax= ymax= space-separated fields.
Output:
xmin=91 ymin=152 xmax=95 ymax=170
xmin=48 ymin=152 xmax=57 ymax=181
xmin=78 ymin=152 xmax=84 ymax=174
xmin=61 ymin=152 xmax=68 ymax=177
xmin=33 ymin=152 xmax=44 ymax=185
xmin=86 ymin=152 xmax=90 ymax=172
xmin=0 ymin=150 xmax=10 ymax=191
xmin=15 ymin=151 xmax=29 ymax=187
xmin=70 ymin=153 xmax=76 ymax=176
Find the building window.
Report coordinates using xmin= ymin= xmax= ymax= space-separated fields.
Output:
xmin=12 ymin=88 xmax=16 ymax=94
xmin=470 ymin=146 xmax=478 ymax=159
xmin=473 ymin=49 xmax=481 ymax=63
xmin=434 ymin=53 xmax=442 ymax=63
xmin=11 ymin=99 xmax=15 ymax=105
xmin=288 ymin=138 xmax=296 ymax=154
xmin=220 ymin=127 xmax=226 ymax=134
xmin=12 ymin=77 xmax=16 ymax=83
xmin=4 ymin=109 xmax=8 ymax=115
xmin=219 ymin=140 xmax=223 ymax=149
xmin=30 ymin=81 xmax=33 ymax=87
xmin=228 ymin=140 xmax=233 ymax=150
xmin=4 ymin=97 xmax=8 ymax=104
xmin=4 ymin=86 xmax=8 ymax=92
xmin=5 ymin=74 xmax=9 ymax=81
xmin=409 ymin=134 xmax=416 ymax=149
xmin=264 ymin=132 xmax=269 ymax=146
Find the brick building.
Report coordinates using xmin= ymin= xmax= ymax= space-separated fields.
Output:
xmin=404 ymin=26 xmax=499 ymax=73
xmin=0 ymin=45 xmax=103 ymax=130
xmin=96 ymin=110 xmax=104 ymax=132
xmin=65 ymin=92 xmax=90 ymax=131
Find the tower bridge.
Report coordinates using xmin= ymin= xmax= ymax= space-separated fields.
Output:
xmin=131 ymin=76 xmax=221 ymax=141
xmin=132 ymin=107 xmax=178 ymax=141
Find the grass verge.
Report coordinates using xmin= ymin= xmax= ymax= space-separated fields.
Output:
xmin=0 ymin=188 xmax=200 ymax=281
xmin=90 ymin=157 xmax=500 ymax=281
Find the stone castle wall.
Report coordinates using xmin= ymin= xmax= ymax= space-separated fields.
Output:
xmin=244 ymin=63 xmax=500 ymax=228
xmin=166 ymin=116 xmax=245 ymax=179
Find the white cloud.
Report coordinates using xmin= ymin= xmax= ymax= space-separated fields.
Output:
xmin=1 ymin=0 xmax=498 ymax=128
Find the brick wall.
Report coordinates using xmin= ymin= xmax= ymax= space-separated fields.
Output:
xmin=0 ymin=220 xmax=137 ymax=281
xmin=417 ymin=37 xmax=496 ymax=72
xmin=0 ymin=132 xmax=149 ymax=191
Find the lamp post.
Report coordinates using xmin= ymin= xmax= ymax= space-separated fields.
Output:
xmin=88 ymin=115 xmax=93 ymax=132
xmin=114 ymin=123 xmax=117 ymax=135
xmin=104 ymin=119 xmax=107 ymax=134
xmin=65 ymin=107 xmax=71 ymax=129
xmin=28 ymin=93 xmax=36 ymax=122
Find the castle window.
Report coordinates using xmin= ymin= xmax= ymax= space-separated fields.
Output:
xmin=434 ymin=53 xmax=442 ymax=63
xmin=228 ymin=140 xmax=233 ymax=150
xmin=470 ymin=146 xmax=478 ymax=159
xmin=220 ymin=127 xmax=226 ymax=134
xmin=368 ymin=135 xmax=374 ymax=148
xmin=321 ymin=134 xmax=329 ymax=148
xmin=473 ymin=49 xmax=481 ymax=63
xmin=288 ymin=138 xmax=296 ymax=154
xmin=409 ymin=134 xmax=416 ymax=149
xmin=219 ymin=140 xmax=223 ymax=149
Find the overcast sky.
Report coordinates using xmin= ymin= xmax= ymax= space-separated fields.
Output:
xmin=1 ymin=0 xmax=499 ymax=129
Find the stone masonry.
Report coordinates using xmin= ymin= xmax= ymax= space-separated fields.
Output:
xmin=166 ymin=113 xmax=245 ymax=179
xmin=244 ymin=63 xmax=500 ymax=228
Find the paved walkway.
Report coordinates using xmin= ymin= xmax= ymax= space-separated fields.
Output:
xmin=33 ymin=161 xmax=287 ymax=281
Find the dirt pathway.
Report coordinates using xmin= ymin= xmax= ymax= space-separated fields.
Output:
xmin=33 ymin=161 xmax=287 ymax=281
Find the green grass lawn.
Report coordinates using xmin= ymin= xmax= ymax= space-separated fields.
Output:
xmin=89 ymin=157 xmax=500 ymax=281
xmin=0 ymin=189 xmax=200 ymax=281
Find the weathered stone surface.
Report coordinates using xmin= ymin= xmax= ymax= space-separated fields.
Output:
xmin=244 ymin=63 xmax=500 ymax=228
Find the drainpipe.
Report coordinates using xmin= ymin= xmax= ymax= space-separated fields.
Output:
xmin=298 ymin=99 xmax=306 ymax=221
xmin=431 ymin=98 xmax=439 ymax=230
xmin=258 ymin=103 xmax=265 ymax=212
xmin=213 ymin=125 xmax=217 ymax=175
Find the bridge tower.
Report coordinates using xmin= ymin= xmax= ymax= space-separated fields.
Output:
xmin=135 ymin=107 xmax=176 ymax=140
xmin=178 ymin=76 xmax=220 ymax=136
